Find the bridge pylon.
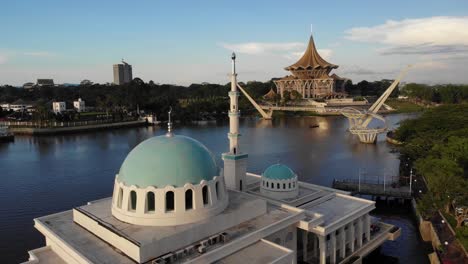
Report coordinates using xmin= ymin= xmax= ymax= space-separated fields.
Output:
xmin=236 ymin=84 xmax=273 ymax=119
xmin=341 ymin=65 xmax=411 ymax=144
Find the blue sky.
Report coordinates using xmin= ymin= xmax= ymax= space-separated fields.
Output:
xmin=1 ymin=0 xmax=468 ymax=85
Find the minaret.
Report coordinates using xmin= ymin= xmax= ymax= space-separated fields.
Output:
xmin=222 ymin=53 xmax=248 ymax=191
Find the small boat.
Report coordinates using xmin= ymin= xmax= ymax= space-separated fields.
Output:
xmin=0 ymin=124 xmax=14 ymax=142
xmin=309 ymin=124 xmax=319 ymax=128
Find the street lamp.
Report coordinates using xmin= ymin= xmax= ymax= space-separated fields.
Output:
xmin=409 ymin=169 xmax=413 ymax=195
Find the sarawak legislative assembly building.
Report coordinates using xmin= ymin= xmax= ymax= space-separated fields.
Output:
xmin=274 ymin=34 xmax=348 ymax=99
xmin=23 ymin=55 xmax=400 ymax=264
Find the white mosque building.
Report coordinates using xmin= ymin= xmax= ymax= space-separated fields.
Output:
xmin=23 ymin=54 xmax=400 ymax=264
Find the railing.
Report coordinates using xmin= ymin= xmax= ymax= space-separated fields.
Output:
xmin=333 ymin=179 xmax=412 ymax=198
xmin=259 ymin=105 xmax=343 ymax=112
xmin=1 ymin=117 xmax=140 ymax=128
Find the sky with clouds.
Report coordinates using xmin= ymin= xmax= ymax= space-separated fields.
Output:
xmin=1 ymin=0 xmax=468 ymax=86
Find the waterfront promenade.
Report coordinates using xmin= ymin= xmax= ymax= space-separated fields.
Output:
xmin=332 ymin=179 xmax=412 ymax=199
xmin=2 ymin=118 xmax=147 ymax=135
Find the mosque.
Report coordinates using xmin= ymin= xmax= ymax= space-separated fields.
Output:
xmin=23 ymin=54 xmax=400 ymax=264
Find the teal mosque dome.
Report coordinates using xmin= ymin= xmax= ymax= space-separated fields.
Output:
xmin=118 ymin=135 xmax=219 ymax=188
xmin=262 ymin=164 xmax=296 ymax=180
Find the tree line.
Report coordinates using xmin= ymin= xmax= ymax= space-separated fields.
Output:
xmin=1 ymin=78 xmax=468 ymax=121
xmin=400 ymin=83 xmax=468 ymax=104
xmin=395 ymin=104 xmax=468 ymax=244
xmin=0 ymin=79 xmax=273 ymax=122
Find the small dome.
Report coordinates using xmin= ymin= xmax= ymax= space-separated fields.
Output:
xmin=263 ymin=164 xmax=296 ymax=180
xmin=118 ymin=135 xmax=218 ymax=188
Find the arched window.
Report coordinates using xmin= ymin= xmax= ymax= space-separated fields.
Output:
xmin=117 ymin=187 xmax=123 ymax=208
xmin=147 ymin=192 xmax=155 ymax=212
xmin=266 ymin=182 xmax=269 ymax=188
xmin=289 ymin=183 xmax=291 ymax=189
xmin=215 ymin=181 xmax=220 ymax=200
xmin=130 ymin=191 xmax=137 ymax=211
xmin=166 ymin=191 xmax=174 ymax=212
xmin=277 ymin=183 xmax=280 ymax=189
xmin=283 ymin=183 xmax=286 ymax=189
xmin=202 ymin=185 xmax=209 ymax=205
xmin=185 ymin=189 xmax=193 ymax=210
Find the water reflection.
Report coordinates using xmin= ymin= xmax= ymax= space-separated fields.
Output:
xmin=0 ymin=114 xmax=422 ymax=263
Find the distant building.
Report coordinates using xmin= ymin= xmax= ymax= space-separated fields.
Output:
xmin=1 ymin=99 xmax=34 ymax=112
xmin=23 ymin=82 xmax=36 ymax=90
xmin=330 ymin=74 xmax=351 ymax=95
xmin=37 ymin=79 xmax=55 ymax=87
xmin=52 ymin=102 xmax=66 ymax=114
xmin=274 ymin=33 xmax=349 ymax=99
xmin=73 ymin=98 xmax=85 ymax=112
xmin=113 ymin=59 xmax=133 ymax=85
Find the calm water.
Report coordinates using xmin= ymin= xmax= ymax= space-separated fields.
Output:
xmin=0 ymin=114 xmax=429 ymax=263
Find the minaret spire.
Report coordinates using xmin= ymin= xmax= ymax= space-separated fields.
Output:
xmin=223 ymin=53 xmax=248 ymax=192
xmin=228 ymin=52 xmax=240 ymax=154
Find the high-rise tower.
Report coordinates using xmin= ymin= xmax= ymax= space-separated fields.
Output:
xmin=113 ymin=59 xmax=133 ymax=85
xmin=222 ymin=53 xmax=248 ymax=191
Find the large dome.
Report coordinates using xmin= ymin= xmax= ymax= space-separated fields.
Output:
xmin=118 ymin=135 xmax=218 ymax=188
xmin=263 ymin=164 xmax=296 ymax=180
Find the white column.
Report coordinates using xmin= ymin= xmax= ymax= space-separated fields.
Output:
xmin=302 ymin=231 xmax=308 ymax=262
xmin=340 ymin=227 xmax=346 ymax=259
xmin=319 ymin=235 xmax=326 ymax=264
xmin=365 ymin=214 xmax=371 ymax=242
xmin=330 ymin=232 xmax=337 ymax=263
xmin=349 ymin=222 xmax=355 ymax=253
xmin=357 ymin=217 xmax=363 ymax=248
xmin=228 ymin=53 xmax=240 ymax=154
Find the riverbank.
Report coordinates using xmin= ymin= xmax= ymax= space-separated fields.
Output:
xmin=385 ymin=131 xmax=403 ymax=145
xmin=6 ymin=119 xmax=147 ymax=135
xmin=385 ymin=99 xmax=425 ymax=113
xmin=0 ymin=134 xmax=14 ymax=142
xmin=392 ymin=104 xmax=468 ymax=263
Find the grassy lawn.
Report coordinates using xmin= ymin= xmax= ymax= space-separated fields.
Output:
xmin=386 ymin=99 xmax=425 ymax=113
xmin=386 ymin=99 xmax=425 ymax=112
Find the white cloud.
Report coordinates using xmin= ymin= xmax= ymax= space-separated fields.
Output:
xmin=413 ymin=60 xmax=448 ymax=70
xmin=220 ymin=42 xmax=305 ymax=55
xmin=317 ymin=49 xmax=333 ymax=60
xmin=345 ymin=16 xmax=468 ymax=55
xmin=220 ymin=41 xmax=334 ymax=65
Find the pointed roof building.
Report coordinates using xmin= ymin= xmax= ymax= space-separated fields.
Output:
xmin=274 ymin=33 xmax=345 ymax=98
xmin=285 ymin=35 xmax=338 ymax=71
xmin=262 ymin=88 xmax=278 ymax=101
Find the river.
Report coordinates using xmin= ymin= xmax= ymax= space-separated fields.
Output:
xmin=0 ymin=114 xmax=429 ymax=263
